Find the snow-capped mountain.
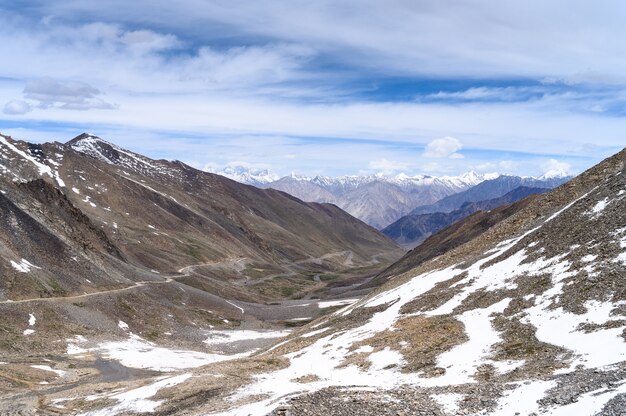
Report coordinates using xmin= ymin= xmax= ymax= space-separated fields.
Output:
xmin=383 ymin=186 xmax=549 ymax=247
xmin=212 ymin=166 xmax=496 ymax=228
xmin=410 ymin=174 xmax=571 ymax=216
xmin=214 ymin=165 xmax=566 ymax=230
xmin=206 ymin=165 xmax=279 ymax=187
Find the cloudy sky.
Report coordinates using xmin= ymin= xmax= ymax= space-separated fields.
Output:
xmin=0 ymin=1 xmax=625 ymax=177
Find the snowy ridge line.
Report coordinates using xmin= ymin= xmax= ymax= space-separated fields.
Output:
xmin=0 ymin=135 xmax=65 ymax=187
xmin=70 ymin=134 xmax=179 ymax=179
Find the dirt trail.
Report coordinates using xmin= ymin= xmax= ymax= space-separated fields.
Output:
xmin=0 ymin=258 xmax=238 ymax=305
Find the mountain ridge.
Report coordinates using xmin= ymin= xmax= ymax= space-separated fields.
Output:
xmin=0 ymin=132 xmax=402 ymax=303
xmin=212 ymin=164 xmax=570 ymax=229
xmin=382 ymin=185 xmax=549 ymax=247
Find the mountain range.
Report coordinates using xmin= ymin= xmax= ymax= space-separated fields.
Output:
xmin=408 ymin=174 xmax=571 ymax=216
xmin=214 ymin=166 xmax=570 ymax=229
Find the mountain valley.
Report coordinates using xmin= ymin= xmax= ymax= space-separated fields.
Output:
xmin=0 ymin=132 xmax=623 ymax=416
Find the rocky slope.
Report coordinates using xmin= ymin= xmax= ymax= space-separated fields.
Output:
xmin=383 ymin=186 xmax=548 ymax=247
xmin=117 ymin=146 xmax=626 ymax=416
xmin=0 ymin=132 xmax=401 ymax=302
xmin=0 ymin=131 xmax=405 ymax=367
xmin=371 ymin=190 xmax=544 ymax=288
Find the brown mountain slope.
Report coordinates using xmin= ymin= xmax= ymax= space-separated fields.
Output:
xmin=369 ymin=191 xmax=543 ymax=287
xmin=0 ymin=132 xmax=402 ymax=305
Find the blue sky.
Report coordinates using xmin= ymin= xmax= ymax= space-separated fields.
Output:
xmin=0 ymin=1 xmax=625 ymax=178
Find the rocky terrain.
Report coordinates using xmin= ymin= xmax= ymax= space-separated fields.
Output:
xmin=370 ymin=190 xmax=543 ymax=288
xmin=0 ymin=133 xmax=402 ymax=303
xmin=27 ymin=145 xmax=622 ymax=416
xmin=383 ymin=186 xmax=548 ymax=247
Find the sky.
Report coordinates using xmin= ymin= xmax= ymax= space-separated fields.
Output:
xmin=0 ymin=1 xmax=625 ymax=178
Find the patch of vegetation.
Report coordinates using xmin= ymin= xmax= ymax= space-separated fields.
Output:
xmin=318 ymin=273 xmax=340 ymax=281
xmin=144 ymin=330 xmax=161 ymax=341
xmin=116 ymin=299 xmax=136 ymax=313
xmin=281 ymin=319 xmax=314 ymax=328
xmin=344 ymin=315 xmax=466 ymax=374
xmin=183 ymin=242 xmax=207 ymax=261
xmin=48 ymin=278 xmax=66 ymax=295
xmin=279 ymin=286 xmax=297 ymax=297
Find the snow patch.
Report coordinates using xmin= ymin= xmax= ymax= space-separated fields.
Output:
xmin=591 ymin=197 xmax=609 ymax=215
xmin=433 ymin=299 xmax=511 ymax=385
xmin=31 ymin=364 xmax=66 ymax=377
xmin=524 ymin=299 xmax=626 ymax=370
xmin=318 ymin=299 xmax=359 ymax=309
xmin=493 ymin=380 xmax=556 ymax=415
xmin=67 ymin=334 xmax=249 ymax=372
xmin=431 ymin=393 xmax=463 ymax=415
xmin=204 ymin=329 xmax=291 ymax=346
xmin=11 ymin=259 xmax=40 ymax=273
xmin=369 ymin=347 xmax=403 ymax=371
xmin=79 ymin=373 xmax=191 ymax=416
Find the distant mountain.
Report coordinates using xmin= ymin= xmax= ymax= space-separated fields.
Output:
xmin=212 ymin=166 xmax=496 ymax=229
xmin=382 ymin=186 xmax=548 ymax=247
xmin=409 ymin=174 xmax=571 ymax=216
xmin=205 ymin=165 xmax=279 ymax=187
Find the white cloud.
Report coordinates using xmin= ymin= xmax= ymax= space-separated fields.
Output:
xmin=22 ymin=0 xmax=626 ymax=81
xmin=428 ymin=87 xmax=535 ymax=101
xmin=423 ymin=137 xmax=464 ymax=159
xmin=3 ymin=99 xmax=32 ymax=115
xmin=22 ymin=77 xmax=117 ymax=111
xmin=589 ymin=104 xmax=605 ymax=113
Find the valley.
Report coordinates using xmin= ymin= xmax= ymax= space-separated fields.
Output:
xmin=0 ymin=131 xmax=623 ymax=416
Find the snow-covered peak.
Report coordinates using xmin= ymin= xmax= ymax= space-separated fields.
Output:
xmin=209 ymin=165 xmax=280 ymax=186
xmin=68 ymin=133 xmax=116 ymax=153
xmin=223 ymin=168 xmax=501 ymax=192
xmin=483 ymin=172 xmax=501 ymax=180
xmin=67 ymin=133 xmax=124 ymax=162
xmin=539 ymin=168 xmax=571 ymax=180
xmin=67 ymin=133 xmax=178 ymax=178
